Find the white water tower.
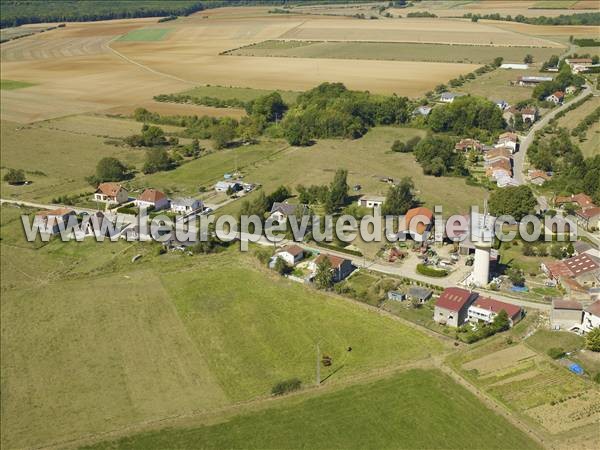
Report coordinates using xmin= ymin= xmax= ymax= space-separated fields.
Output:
xmin=468 ymin=202 xmax=494 ymax=287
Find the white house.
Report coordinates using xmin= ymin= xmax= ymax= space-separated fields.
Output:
xmin=171 ymin=197 xmax=203 ymax=215
xmin=215 ymin=180 xmax=242 ymax=193
xmin=413 ymin=105 xmax=432 ymax=116
xmin=358 ymin=195 xmax=385 ymax=209
xmin=467 ymin=297 xmax=523 ymax=327
xmin=440 ymin=92 xmax=464 ymax=103
xmin=545 ymin=91 xmax=564 ymax=105
xmin=93 ymin=182 xmax=129 ymax=205
xmin=496 ymin=132 xmax=518 ymax=153
xmin=135 ymin=188 xmax=169 ymax=211
xmin=582 ymin=301 xmax=600 ymax=333
xmin=520 ymin=107 xmax=537 ymax=123
xmin=273 ymin=245 xmax=304 ymax=266
xmin=269 ymin=202 xmax=308 ymax=223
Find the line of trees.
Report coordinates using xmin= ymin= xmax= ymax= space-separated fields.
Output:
xmin=462 ymin=12 xmax=600 ymax=26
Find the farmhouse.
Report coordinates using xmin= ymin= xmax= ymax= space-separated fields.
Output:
xmin=407 ymin=286 xmax=433 ymax=304
xmin=575 ymin=207 xmax=600 ymax=231
xmin=358 ymin=195 xmax=385 ymax=209
xmin=551 ymin=299 xmax=583 ymax=332
xmin=545 ymin=91 xmax=564 ymax=105
xmin=496 ymin=132 xmax=518 ymax=153
xmin=439 ymin=92 xmax=464 ymax=103
xmin=397 ymin=207 xmax=434 ymax=242
xmin=215 ymin=180 xmax=242 ymax=193
xmin=455 ymin=138 xmax=482 ymax=152
xmin=135 ymin=188 xmax=169 ymax=211
xmin=582 ymin=301 xmax=600 ymax=333
xmin=555 ymin=193 xmax=594 ymax=210
xmin=33 ymin=207 xmax=76 ymax=235
xmin=413 ymin=105 xmax=432 ymax=116
xmin=543 ymin=254 xmax=600 ymax=292
xmin=93 ymin=182 xmax=128 ymax=205
xmin=484 ymin=147 xmax=512 ymax=163
xmin=467 ymin=297 xmax=523 ymax=327
xmin=528 ymin=169 xmax=551 ymax=186
xmin=520 ymin=107 xmax=537 ymax=123
xmin=485 ymin=159 xmax=512 ymax=179
xmin=170 ymin=197 xmax=203 ymax=215
xmin=565 ymin=58 xmax=593 ymax=73
xmin=269 ymin=202 xmax=309 ymax=222
xmin=516 ymin=76 xmax=553 ymax=86
xmin=273 ymin=245 xmax=304 ymax=266
xmin=309 ymin=253 xmax=354 ymax=282
xmin=434 ymin=287 xmax=478 ymax=327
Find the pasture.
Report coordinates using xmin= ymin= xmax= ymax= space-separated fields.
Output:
xmin=228 ymin=40 xmax=561 ymax=65
xmin=85 ymin=369 xmax=540 ymax=450
xmin=556 ymin=95 xmax=600 ymax=158
xmin=0 ymin=79 xmax=34 ymax=90
xmin=117 ymin=28 xmax=173 ymax=41
xmin=0 ymin=204 xmax=446 ymax=448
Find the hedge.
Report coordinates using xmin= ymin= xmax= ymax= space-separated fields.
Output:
xmin=416 ymin=264 xmax=448 ymax=278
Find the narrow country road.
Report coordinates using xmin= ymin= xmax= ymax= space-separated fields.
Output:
xmin=513 ymin=83 xmax=592 ymax=184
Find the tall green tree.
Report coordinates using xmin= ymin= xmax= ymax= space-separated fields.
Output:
xmin=489 ymin=185 xmax=537 ymax=221
xmin=143 ymin=148 xmax=172 ymax=174
xmin=326 ymin=169 xmax=349 ymax=212
xmin=586 ymin=327 xmax=600 ymax=352
xmin=382 ymin=177 xmax=415 ymax=215
xmin=95 ymin=157 xmax=129 ymax=182
xmin=315 ymin=257 xmax=334 ymax=290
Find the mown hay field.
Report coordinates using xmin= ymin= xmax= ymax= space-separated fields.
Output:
xmin=228 ymin=40 xmax=563 ymax=65
xmin=84 ymin=369 xmax=541 ymax=450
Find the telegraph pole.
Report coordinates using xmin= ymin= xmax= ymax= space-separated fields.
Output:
xmin=316 ymin=342 xmax=321 ymax=386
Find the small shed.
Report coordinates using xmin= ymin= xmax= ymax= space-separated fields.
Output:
xmin=387 ymin=291 xmax=406 ymax=302
xmin=407 ymin=286 xmax=433 ymax=304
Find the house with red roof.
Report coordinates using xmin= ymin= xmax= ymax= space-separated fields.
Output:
xmin=309 ymin=253 xmax=354 ymax=282
xmin=542 ymin=254 xmax=600 ymax=293
xmin=135 ymin=188 xmax=169 ymax=211
xmin=467 ymin=297 xmax=523 ymax=326
xmin=434 ymin=287 xmax=479 ymax=327
xmin=545 ymin=91 xmax=564 ymax=105
xmin=575 ymin=206 xmax=600 ymax=231
xmin=273 ymin=245 xmax=305 ymax=267
xmin=93 ymin=182 xmax=129 ymax=205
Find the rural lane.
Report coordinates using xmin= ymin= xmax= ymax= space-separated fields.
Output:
xmin=513 ymin=83 xmax=592 ymax=184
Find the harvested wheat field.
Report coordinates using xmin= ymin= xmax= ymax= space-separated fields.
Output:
xmin=104 ymin=101 xmax=248 ymax=119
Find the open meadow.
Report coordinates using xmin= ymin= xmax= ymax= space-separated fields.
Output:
xmin=556 ymin=95 xmax=600 ymax=158
xmin=84 ymin=369 xmax=541 ymax=450
xmin=0 ymin=202 xmax=448 ymax=448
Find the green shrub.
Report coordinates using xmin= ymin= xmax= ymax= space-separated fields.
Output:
xmin=271 ymin=378 xmax=302 ymax=396
xmin=416 ymin=264 xmax=448 ymax=278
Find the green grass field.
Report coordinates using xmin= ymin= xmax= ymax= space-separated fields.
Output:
xmin=525 ymin=330 xmax=585 ymax=354
xmin=117 ymin=28 xmax=172 ymax=42
xmin=0 ymin=79 xmax=35 ymax=90
xmin=531 ymin=0 xmax=577 ymax=8
xmin=556 ymin=96 xmax=600 ymax=158
xmin=85 ymin=369 xmax=540 ymax=450
xmin=180 ymin=85 xmax=300 ymax=105
xmin=228 ymin=40 xmax=561 ymax=65
xmin=0 ymin=204 xmax=445 ymax=448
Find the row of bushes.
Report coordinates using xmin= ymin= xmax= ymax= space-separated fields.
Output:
xmin=153 ymin=93 xmax=247 ymax=110
xmin=571 ymin=106 xmax=600 ymax=138
xmin=314 ymin=241 xmax=363 ymax=257
xmin=416 ymin=264 xmax=448 ymax=278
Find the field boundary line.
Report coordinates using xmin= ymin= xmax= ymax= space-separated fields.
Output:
xmin=104 ymin=37 xmax=195 ymax=85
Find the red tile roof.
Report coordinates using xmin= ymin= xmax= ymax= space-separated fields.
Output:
xmin=96 ymin=182 xmax=124 ymax=197
xmin=553 ymin=299 xmax=582 ymax=310
xmin=279 ymin=245 xmax=304 ymax=257
xmin=471 ymin=297 xmax=522 ymax=320
xmin=436 ymin=287 xmax=477 ymax=312
xmin=577 ymin=207 xmax=600 ymax=220
xmin=551 ymin=91 xmax=565 ymax=99
xmin=585 ymin=300 xmax=600 ymax=317
xmin=314 ymin=253 xmax=348 ymax=269
xmin=555 ymin=193 xmax=594 ymax=208
xmin=137 ymin=188 xmax=166 ymax=203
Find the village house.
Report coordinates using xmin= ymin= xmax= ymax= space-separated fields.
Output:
xmin=546 ymin=91 xmax=564 ymax=105
xmin=387 ymin=290 xmax=406 ymax=302
xmin=433 ymin=287 xmax=479 ymax=327
xmin=565 ymin=58 xmax=593 ymax=73
xmin=413 ymin=105 xmax=432 ymax=117
xmin=93 ymin=182 xmax=129 ymax=205
xmin=309 ymin=253 xmax=354 ymax=282
xmin=543 ymin=253 xmax=600 ymax=292
xmin=520 ymin=107 xmax=537 ymax=123
xmin=555 ymin=193 xmax=595 ymax=210
xmin=407 ymin=286 xmax=433 ymax=304
xmin=575 ymin=207 xmax=600 ymax=231
xmin=170 ymin=197 xmax=203 ymax=215
xmin=496 ymin=132 xmax=518 ymax=153
xmin=358 ymin=195 xmax=385 ymax=209
xmin=454 ymin=138 xmax=483 ymax=152
xmin=33 ymin=208 xmax=76 ymax=235
xmin=269 ymin=202 xmax=309 ymax=223
xmin=439 ymin=92 xmax=464 ymax=103
xmin=135 ymin=188 xmax=169 ymax=211
xmin=551 ymin=299 xmax=583 ymax=332
xmin=582 ymin=301 xmax=600 ymax=333
xmin=215 ymin=180 xmax=242 ymax=193
xmin=467 ymin=297 xmax=523 ymax=327
xmin=397 ymin=206 xmax=434 ymax=243
xmin=528 ymin=169 xmax=551 ymax=186
xmin=272 ymin=245 xmax=304 ymax=267
xmin=484 ymin=147 xmax=512 ymax=164
xmin=485 ymin=159 xmax=513 ymax=179
xmin=516 ymin=76 xmax=553 ymax=86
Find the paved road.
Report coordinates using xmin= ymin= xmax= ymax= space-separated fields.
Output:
xmin=513 ymin=83 xmax=592 ymax=184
